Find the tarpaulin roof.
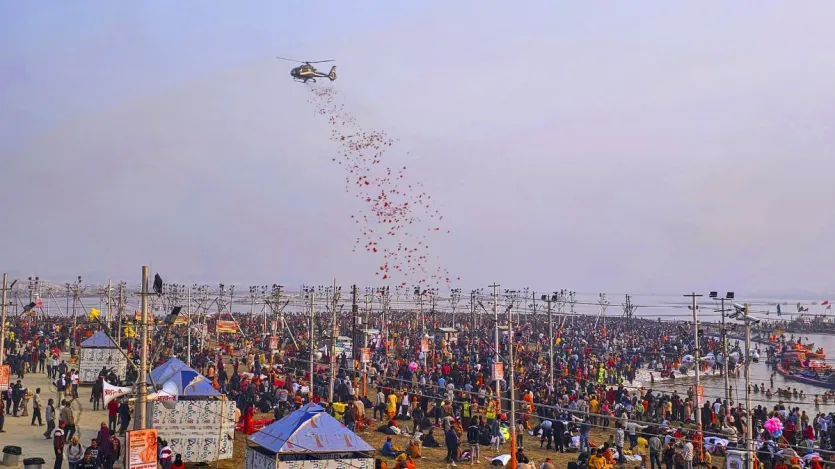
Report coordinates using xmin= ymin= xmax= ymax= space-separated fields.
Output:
xmin=248 ymin=403 xmax=374 ymax=454
xmin=148 ymin=358 xmax=220 ymax=397
xmin=80 ymin=331 xmax=117 ymax=348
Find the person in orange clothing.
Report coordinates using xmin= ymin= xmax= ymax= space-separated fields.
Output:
xmin=244 ymin=403 xmax=255 ymax=434
xmin=691 ymin=425 xmax=705 ymax=465
xmin=602 ymin=443 xmax=616 ymax=467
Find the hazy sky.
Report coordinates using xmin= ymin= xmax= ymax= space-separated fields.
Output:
xmin=2 ymin=1 xmax=835 ymax=295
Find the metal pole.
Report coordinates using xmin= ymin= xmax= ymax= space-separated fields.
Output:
xmin=0 ymin=273 xmax=8 ymax=365
xmin=419 ymin=295 xmax=425 ymax=336
xmin=116 ymin=283 xmax=123 ymax=347
xmin=106 ymin=280 xmax=113 ymax=323
xmin=685 ymin=292 xmax=703 ymax=426
xmin=381 ymin=291 xmax=387 ymax=348
xmin=508 ymin=301 xmax=517 ymax=469
xmin=470 ymin=292 xmax=476 ymax=340
xmin=351 ymin=285 xmax=359 ymax=380
xmin=276 ymin=286 xmax=283 ymax=339
xmin=72 ymin=284 xmax=78 ymax=347
xmin=547 ymin=296 xmax=554 ymax=389
xmin=329 ymin=280 xmax=338 ymax=403
xmin=491 ymin=283 xmax=500 ymax=404
xmin=262 ymin=293 xmax=267 ymax=335
xmin=135 ymin=266 xmax=150 ymax=430
xmin=187 ymin=287 xmax=192 ymax=366
xmin=721 ymin=298 xmax=730 ymax=404
xmin=744 ymin=303 xmax=753 ymax=469
xmin=309 ymin=292 xmax=315 ymax=402
xmin=451 ymin=294 xmax=456 ymax=329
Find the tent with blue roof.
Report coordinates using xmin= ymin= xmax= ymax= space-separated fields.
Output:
xmin=147 ymin=357 xmax=220 ymax=397
xmin=81 ymin=331 xmax=116 ymax=348
xmin=146 ymin=358 xmax=234 ymax=463
xmin=79 ymin=331 xmax=127 ymax=383
xmin=246 ymin=403 xmax=374 ymax=469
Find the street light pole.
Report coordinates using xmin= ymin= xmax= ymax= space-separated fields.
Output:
xmin=711 ymin=291 xmax=735 ymax=405
xmin=490 ymin=283 xmax=500 ymax=404
xmin=744 ymin=303 xmax=753 ymax=469
xmin=684 ymin=292 xmax=703 ymax=426
xmin=0 ymin=273 xmax=9 ymax=365
xmin=546 ymin=294 xmax=554 ymax=389
xmin=135 ymin=266 xmax=150 ymax=430
xmin=508 ymin=301 xmax=517 ymax=469
xmin=309 ymin=290 xmax=315 ymax=402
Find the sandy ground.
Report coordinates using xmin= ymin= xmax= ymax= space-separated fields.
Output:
xmin=0 ymin=357 xmax=113 ymax=468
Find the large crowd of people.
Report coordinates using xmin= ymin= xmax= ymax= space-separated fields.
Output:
xmin=1 ymin=301 xmax=833 ymax=469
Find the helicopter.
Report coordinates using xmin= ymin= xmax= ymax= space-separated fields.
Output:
xmin=276 ymin=57 xmax=337 ymax=83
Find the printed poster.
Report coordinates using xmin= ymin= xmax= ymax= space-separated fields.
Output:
xmin=151 ymin=400 xmax=236 ymax=462
xmin=79 ymin=347 xmax=128 ymax=383
xmin=215 ymin=320 xmax=237 ymax=334
xmin=492 ymin=362 xmax=504 ymax=381
xmin=283 ymin=458 xmax=374 ymax=469
xmin=126 ymin=429 xmax=158 ymax=469
xmin=245 ymin=449 xmax=277 ymax=469
xmin=0 ymin=365 xmax=9 ymax=391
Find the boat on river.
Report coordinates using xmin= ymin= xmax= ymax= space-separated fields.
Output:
xmin=804 ymin=347 xmax=827 ymax=359
xmin=776 ymin=363 xmax=835 ymax=390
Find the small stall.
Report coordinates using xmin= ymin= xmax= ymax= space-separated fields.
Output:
xmin=78 ymin=331 xmax=127 ymax=384
xmin=147 ymin=358 xmax=236 ymax=463
xmin=246 ymin=403 xmax=374 ymax=469
xmin=434 ymin=327 xmax=459 ymax=359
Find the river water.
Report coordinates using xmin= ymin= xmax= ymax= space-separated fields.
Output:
xmin=646 ymin=332 xmax=834 ymax=415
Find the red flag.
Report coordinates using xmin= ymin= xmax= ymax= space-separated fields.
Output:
xmin=35 ymin=298 xmax=43 ymax=308
xmin=822 ymin=300 xmax=830 ymax=306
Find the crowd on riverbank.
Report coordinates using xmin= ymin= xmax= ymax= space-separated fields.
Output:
xmin=2 ymin=306 xmax=834 ymax=469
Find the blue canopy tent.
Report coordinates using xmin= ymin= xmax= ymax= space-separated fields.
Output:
xmin=81 ymin=331 xmax=116 ymax=348
xmin=146 ymin=358 xmax=234 ymax=463
xmin=78 ymin=331 xmax=127 ymax=383
xmin=147 ymin=358 xmax=219 ymax=397
xmin=246 ymin=404 xmax=374 ymax=469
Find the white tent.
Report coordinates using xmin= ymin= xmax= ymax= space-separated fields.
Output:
xmin=79 ymin=331 xmax=127 ymax=384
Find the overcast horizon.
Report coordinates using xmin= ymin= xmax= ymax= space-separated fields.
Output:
xmin=2 ymin=2 xmax=835 ymax=295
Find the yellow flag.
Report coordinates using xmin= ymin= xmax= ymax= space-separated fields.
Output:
xmin=124 ymin=327 xmax=136 ymax=338
xmin=88 ymin=308 xmax=101 ymax=320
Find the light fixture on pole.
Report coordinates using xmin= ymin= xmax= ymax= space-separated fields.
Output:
xmin=728 ymin=302 xmax=759 ymax=469
xmin=710 ymin=291 xmax=735 ymax=404
xmin=449 ymin=288 xmax=462 ymax=329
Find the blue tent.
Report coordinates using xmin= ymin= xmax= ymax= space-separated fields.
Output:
xmin=80 ymin=331 xmax=117 ymax=348
xmin=148 ymin=358 xmax=219 ymax=397
xmin=149 ymin=357 xmax=190 ymax=385
xmin=248 ymin=404 xmax=374 ymax=454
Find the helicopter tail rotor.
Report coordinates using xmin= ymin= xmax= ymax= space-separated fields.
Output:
xmin=327 ymin=66 xmax=337 ymax=82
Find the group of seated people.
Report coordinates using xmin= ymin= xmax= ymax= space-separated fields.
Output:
xmin=380 ymin=436 xmax=420 ymax=469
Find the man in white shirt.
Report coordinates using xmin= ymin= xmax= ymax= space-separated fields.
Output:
xmin=31 ymin=388 xmax=43 ymax=426
xmin=50 ymin=357 xmax=59 ymax=379
xmin=682 ymin=440 xmax=694 ymax=469
xmin=70 ymin=371 xmax=80 ymax=399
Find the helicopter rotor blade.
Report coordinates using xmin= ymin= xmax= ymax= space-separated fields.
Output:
xmin=308 ymin=60 xmax=335 ymax=64
xmin=276 ymin=57 xmax=306 ymax=63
